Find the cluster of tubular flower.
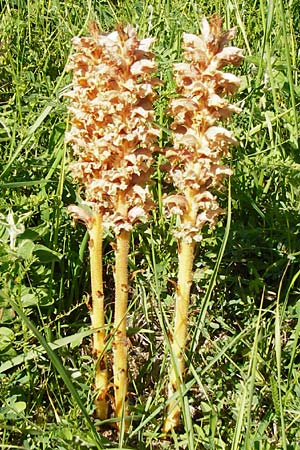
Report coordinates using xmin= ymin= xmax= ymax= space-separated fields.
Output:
xmin=163 ymin=16 xmax=243 ymax=432
xmin=65 ymin=25 xmax=158 ymax=231
xmin=65 ymin=24 xmax=158 ymax=428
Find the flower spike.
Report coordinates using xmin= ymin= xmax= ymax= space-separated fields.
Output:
xmin=163 ymin=16 xmax=243 ymax=432
xmin=66 ymin=24 xmax=158 ymax=429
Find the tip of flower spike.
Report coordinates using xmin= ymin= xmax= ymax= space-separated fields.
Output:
xmin=200 ymin=15 xmax=237 ymax=51
xmin=88 ymin=21 xmax=101 ymax=38
xmin=182 ymin=16 xmax=243 ymax=70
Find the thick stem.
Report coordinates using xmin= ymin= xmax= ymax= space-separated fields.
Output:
xmin=163 ymin=239 xmax=195 ymax=432
xmin=113 ymin=190 xmax=130 ymax=429
xmin=113 ymin=227 xmax=130 ymax=430
xmin=89 ymin=212 xmax=108 ymax=419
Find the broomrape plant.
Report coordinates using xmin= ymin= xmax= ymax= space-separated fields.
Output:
xmin=65 ymin=24 xmax=158 ymax=428
xmin=65 ymin=16 xmax=242 ymax=433
xmin=163 ymin=16 xmax=243 ymax=432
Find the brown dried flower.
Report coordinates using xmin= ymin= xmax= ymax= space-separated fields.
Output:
xmin=65 ymin=25 xmax=159 ymax=234
xmin=164 ymin=16 xmax=243 ymax=242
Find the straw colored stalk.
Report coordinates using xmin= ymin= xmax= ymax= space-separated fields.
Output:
xmin=163 ymin=16 xmax=243 ymax=432
xmin=113 ymin=191 xmax=130 ymax=426
xmin=65 ymin=24 xmax=158 ymax=429
xmin=67 ymin=205 xmax=108 ymax=419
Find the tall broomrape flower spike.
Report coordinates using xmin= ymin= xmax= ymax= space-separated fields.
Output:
xmin=65 ymin=23 xmax=158 ymax=428
xmin=163 ymin=16 xmax=243 ymax=432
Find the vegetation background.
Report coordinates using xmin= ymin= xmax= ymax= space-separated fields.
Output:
xmin=0 ymin=0 xmax=299 ymax=448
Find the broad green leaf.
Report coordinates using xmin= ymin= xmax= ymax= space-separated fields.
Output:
xmin=33 ymin=244 xmax=62 ymax=263
xmin=17 ymin=239 xmax=35 ymax=260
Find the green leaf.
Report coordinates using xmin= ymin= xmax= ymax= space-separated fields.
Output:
xmin=12 ymin=401 xmax=26 ymax=414
xmin=0 ymin=327 xmax=14 ymax=352
xmin=21 ymin=291 xmax=38 ymax=307
xmin=33 ymin=244 xmax=62 ymax=263
xmin=0 ymin=328 xmax=93 ymax=372
xmin=17 ymin=239 xmax=35 ymax=259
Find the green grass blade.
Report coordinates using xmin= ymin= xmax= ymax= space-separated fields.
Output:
xmin=0 ymin=327 xmax=94 ymax=374
xmin=8 ymin=298 xmax=107 ymax=450
xmin=278 ymin=0 xmax=298 ymax=143
xmin=0 ymin=103 xmax=56 ymax=180
xmin=244 ymin=289 xmax=265 ymax=449
xmin=274 ymin=295 xmax=287 ymax=449
xmin=190 ymin=178 xmax=232 ymax=350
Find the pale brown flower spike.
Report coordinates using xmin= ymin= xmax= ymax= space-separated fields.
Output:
xmin=163 ymin=16 xmax=243 ymax=432
xmin=66 ymin=24 xmax=158 ymax=429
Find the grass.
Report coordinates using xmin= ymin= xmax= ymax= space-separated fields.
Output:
xmin=0 ymin=0 xmax=300 ymax=448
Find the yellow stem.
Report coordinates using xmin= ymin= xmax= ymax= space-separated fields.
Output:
xmin=89 ymin=212 xmax=108 ymax=419
xmin=163 ymin=213 xmax=196 ymax=432
xmin=113 ymin=227 xmax=130 ymax=430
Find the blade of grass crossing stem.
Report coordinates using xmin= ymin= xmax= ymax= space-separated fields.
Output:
xmin=274 ymin=268 xmax=288 ymax=450
xmin=244 ymin=289 xmax=265 ymax=449
xmin=287 ymin=271 xmax=300 ymax=383
xmin=146 ymin=228 xmax=194 ymax=441
xmin=118 ymin=415 xmax=126 ymax=450
xmin=8 ymin=298 xmax=106 ymax=450
xmin=230 ymin=381 xmax=247 ymax=450
xmin=190 ymin=178 xmax=232 ymax=351
xmin=164 ymin=339 xmax=195 ymax=446
xmin=278 ymin=0 xmax=298 ymax=143
xmin=165 ymin=372 xmax=195 ymax=448
xmin=181 ymin=392 xmax=195 ymax=450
